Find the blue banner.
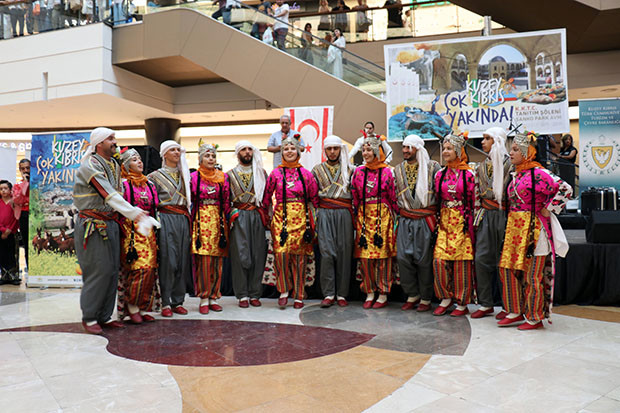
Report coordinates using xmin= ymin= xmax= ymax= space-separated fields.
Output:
xmin=579 ymin=99 xmax=620 ymax=191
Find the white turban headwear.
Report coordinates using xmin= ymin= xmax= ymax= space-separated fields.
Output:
xmin=484 ymin=127 xmax=508 ymax=205
xmin=323 ymin=135 xmax=351 ymax=184
xmin=235 ymin=140 xmax=266 ymax=206
xmin=83 ymin=127 xmax=115 ymax=163
xmin=403 ymin=134 xmax=431 ymax=207
xmin=160 ymin=140 xmax=191 ymax=209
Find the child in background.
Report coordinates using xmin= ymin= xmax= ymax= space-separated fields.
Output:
xmin=0 ymin=180 xmax=20 ymax=285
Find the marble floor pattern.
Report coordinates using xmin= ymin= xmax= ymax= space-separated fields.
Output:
xmin=1 ymin=283 xmax=620 ymax=412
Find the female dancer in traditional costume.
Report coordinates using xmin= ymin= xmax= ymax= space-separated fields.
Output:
xmin=262 ymin=135 xmax=319 ymax=310
xmin=498 ymin=132 xmax=571 ymax=330
xmin=190 ymin=143 xmax=230 ymax=314
xmin=351 ymin=135 xmax=398 ymax=309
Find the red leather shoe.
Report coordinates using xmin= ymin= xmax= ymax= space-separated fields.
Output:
xmin=128 ymin=311 xmax=143 ymax=324
xmin=362 ymin=300 xmax=374 ymax=309
xmin=320 ymin=298 xmax=334 ymax=308
xmin=401 ymin=301 xmax=418 ymax=311
xmin=142 ymin=314 xmax=155 ymax=322
xmin=450 ymin=307 xmax=469 ymax=317
xmin=199 ymin=305 xmax=209 ymax=315
xmin=278 ymin=297 xmax=288 ymax=309
xmin=497 ymin=315 xmax=525 ymax=326
xmin=239 ymin=300 xmax=249 ymax=308
xmin=337 ymin=299 xmax=348 ymax=307
xmin=518 ymin=321 xmax=544 ymax=331
xmin=471 ymin=308 xmax=494 ymax=319
xmin=102 ymin=320 xmax=125 ymax=329
xmin=82 ymin=321 xmax=103 ymax=335
xmin=433 ymin=304 xmax=451 ymax=316
xmin=417 ymin=303 xmax=432 ymax=312
xmin=250 ymin=299 xmax=261 ymax=307
xmin=495 ymin=310 xmax=508 ymax=320
xmin=172 ymin=306 xmax=188 ymax=315
xmin=161 ymin=308 xmax=173 ymax=317
xmin=209 ymin=303 xmax=223 ymax=312
xmin=372 ymin=301 xmax=388 ymax=309
xmin=293 ymin=301 xmax=304 ymax=309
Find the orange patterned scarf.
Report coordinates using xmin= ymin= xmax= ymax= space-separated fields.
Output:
xmin=199 ymin=165 xmax=225 ymax=183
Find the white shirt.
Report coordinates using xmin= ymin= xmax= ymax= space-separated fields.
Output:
xmin=273 ymin=3 xmax=289 ymax=31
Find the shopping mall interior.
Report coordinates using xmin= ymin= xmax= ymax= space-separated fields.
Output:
xmin=1 ymin=0 xmax=620 ymax=412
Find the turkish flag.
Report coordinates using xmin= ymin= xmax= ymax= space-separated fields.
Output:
xmin=286 ymin=106 xmax=334 ymax=171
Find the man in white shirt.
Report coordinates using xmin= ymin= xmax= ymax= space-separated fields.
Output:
xmin=272 ymin=0 xmax=289 ymax=49
xmin=267 ymin=114 xmax=305 ymax=169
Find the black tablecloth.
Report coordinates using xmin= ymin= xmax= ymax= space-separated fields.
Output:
xmin=554 ymin=241 xmax=620 ymax=306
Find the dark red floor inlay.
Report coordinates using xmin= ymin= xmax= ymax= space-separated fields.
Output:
xmin=1 ymin=320 xmax=374 ymax=367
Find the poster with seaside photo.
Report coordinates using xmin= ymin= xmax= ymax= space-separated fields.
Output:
xmin=384 ymin=29 xmax=569 ymax=140
xmin=28 ymin=132 xmax=90 ymax=287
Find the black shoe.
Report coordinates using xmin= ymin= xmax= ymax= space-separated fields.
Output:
xmin=10 ymin=278 xmax=21 ymax=286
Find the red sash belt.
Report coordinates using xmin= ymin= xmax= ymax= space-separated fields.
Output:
xmin=79 ymin=209 xmax=119 ymax=221
xmin=400 ymin=206 xmax=438 ymax=232
xmin=234 ymin=202 xmax=257 ymax=210
xmin=158 ymin=204 xmax=191 ymax=220
xmin=319 ymin=198 xmax=353 ymax=216
xmin=481 ymin=198 xmax=505 ymax=210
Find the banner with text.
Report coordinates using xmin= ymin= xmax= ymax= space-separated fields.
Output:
xmin=579 ymin=98 xmax=620 ymax=191
xmin=384 ymin=29 xmax=569 ymax=140
xmin=28 ymin=132 xmax=89 ymax=287
xmin=285 ymin=106 xmax=334 ymax=171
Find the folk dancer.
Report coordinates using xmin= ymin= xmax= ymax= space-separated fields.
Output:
xmin=117 ymin=148 xmax=160 ymax=324
xmin=190 ymin=144 xmax=230 ymax=314
xmin=148 ymin=141 xmax=192 ymax=317
xmin=227 ymin=140 xmax=269 ymax=308
xmin=351 ymin=134 xmax=398 ymax=309
xmin=263 ymin=134 xmax=319 ymax=310
xmin=472 ymin=127 xmax=512 ymax=319
xmin=312 ymin=135 xmax=354 ymax=308
xmin=73 ymin=128 xmax=148 ymax=334
xmin=498 ymin=132 xmax=571 ymax=330
xmin=394 ymin=135 xmax=441 ymax=312
xmin=432 ymin=132 xmax=476 ymax=317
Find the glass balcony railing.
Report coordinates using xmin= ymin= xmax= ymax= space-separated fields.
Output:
xmin=145 ymin=0 xmax=387 ymax=97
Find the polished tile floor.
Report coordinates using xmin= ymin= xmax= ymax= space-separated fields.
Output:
xmin=1 ymin=283 xmax=620 ymax=412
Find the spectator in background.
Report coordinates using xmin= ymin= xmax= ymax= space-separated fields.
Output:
xmin=9 ymin=0 xmax=26 ymax=37
xmin=558 ymin=133 xmax=577 ymax=191
xmin=352 ymin=0 xmax=371 ymax=33
xmin=332 ymin=0 xmax=349 ymax=32
xmin=384 ymin=0 xmax=402 ymax=27
xmin=535 ymin=134 xmax=559 ymax=173
xmin=0 ymin=180 xmax=20 ymax=286
xmin=300 ymin=22 xmax=313 ymax=64
xmin=13 ymin=159 xmax=30 ymax=272
xmin=211 ymin=0 xmax=225 ymax=20
xmin=317 ymin=0 xmax=330 ymax=31
xmin=272 ymin=0 xmax=289 ymax=50
xmin=51 ymin=0 xmax=64 ymax=30
xmin=267 ymin=114 xmax=304 ymax=169
xmin=328 ymin=27 xmax=345 ymax=79
xmin=250 ymin=0 xmax=271 ymax=39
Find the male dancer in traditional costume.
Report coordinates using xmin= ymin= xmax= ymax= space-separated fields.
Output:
xmin=227 ymin=141 xmax=268 ymax=308
xmin=472 ymin=127 xmax=512 ymax=319
xmin=312 ymin=135 xmax=353 ymax=308
xmin=148 ymin=141 xmax=192 ymax=317
xmin=394 ymin=135 xmax=441 ymax=312
xmin=74 ymin=128 xmax=148 ymax=334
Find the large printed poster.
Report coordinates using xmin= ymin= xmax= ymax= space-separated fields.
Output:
xmin=384 ymin=29 xmax=569 ymax=140
xmin=579 ymin=98 xmax=620 ymax=191
xmin=28 ymin=133 xmax=89 ymax=287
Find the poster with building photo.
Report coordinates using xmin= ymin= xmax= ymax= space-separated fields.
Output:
xmin=384 ymin=29 xmax=569 ymax=140
xmin=28 ymin=132 xmax=90 ymax=287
